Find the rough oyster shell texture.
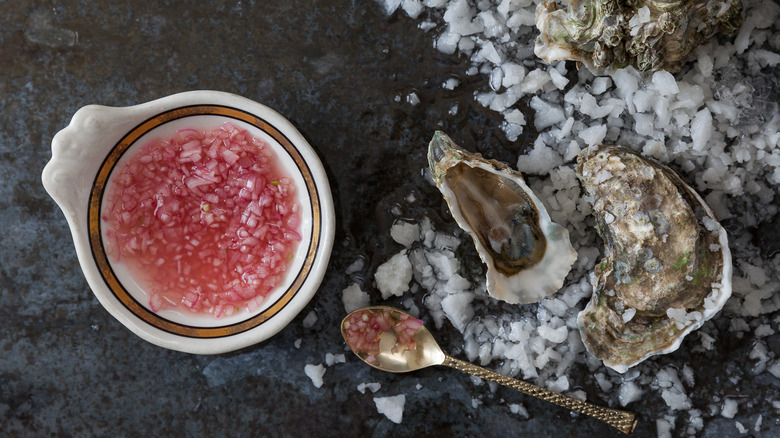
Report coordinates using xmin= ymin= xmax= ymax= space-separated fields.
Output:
xmin=428 ymin=131 xmax=578 ymax=304
xmin=534 ymin=0 xmax=744 ymax=74
xmin=576 ymin=145 xmax=732 ymax=373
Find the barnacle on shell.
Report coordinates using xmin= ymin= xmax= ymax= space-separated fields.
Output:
xmin=534 ymin=0 xmax=744 ymax=74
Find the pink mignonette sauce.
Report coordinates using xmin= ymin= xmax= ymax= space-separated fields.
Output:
xmin=102 ymin=122 xmax=302 ymax=318
xmin=343 ymin=309 xmax=423 ymax=363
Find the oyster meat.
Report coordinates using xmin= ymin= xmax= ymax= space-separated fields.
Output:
xmin=576 ymin=145 xmax=732 ymax=373
xmin=428 ymin=131 xmax=578 ymax=304
xmin=534 ymin=0 xmax=744 ymax=74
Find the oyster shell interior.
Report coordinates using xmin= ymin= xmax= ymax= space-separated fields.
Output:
xmin=428 ymin=131 xmax=577 ymax=304
xmin=576 ymin=145 xmax=732 ymax=373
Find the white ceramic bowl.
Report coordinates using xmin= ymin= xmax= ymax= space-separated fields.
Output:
xmin=42 ymin=90 xmax=335 ymax=354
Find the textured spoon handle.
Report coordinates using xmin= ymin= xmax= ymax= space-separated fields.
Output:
xmin=442 ymin=356 xmax=637 ymax=434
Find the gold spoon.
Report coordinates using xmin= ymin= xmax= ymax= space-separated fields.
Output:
xmin=341 ymin=306 xmax=637 ymax=434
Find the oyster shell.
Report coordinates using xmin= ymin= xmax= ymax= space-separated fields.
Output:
xmin=576 ymin=145 xmax=732 ymax=373
xmin=428 ymin=131 xmax=578 ymax=304
xmin=534 ymin=0 xmax=744 ymax=74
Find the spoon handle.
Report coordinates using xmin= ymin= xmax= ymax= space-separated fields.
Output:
xmin=441 ymin=355 xmax=637 ymax=434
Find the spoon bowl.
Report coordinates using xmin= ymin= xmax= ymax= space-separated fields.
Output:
xmin=341 ymin=306 xmax=638 ymax=435
xmin=341 ymin=306 xmax=445 ymax=373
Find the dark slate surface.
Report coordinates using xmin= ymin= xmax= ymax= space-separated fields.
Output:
xmin=1 ymin=1 xmax=777 ymax=437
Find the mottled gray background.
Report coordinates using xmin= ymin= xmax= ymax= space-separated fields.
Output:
xmin=1 ymin=1 xmax=777 ymax=437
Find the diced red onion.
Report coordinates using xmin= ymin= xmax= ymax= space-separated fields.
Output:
xmin=102 ymin=122 xmax=302 ymax=317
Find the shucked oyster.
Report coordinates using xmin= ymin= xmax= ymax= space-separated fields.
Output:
xmin=576 ymin=145 xmax=732 ymax=373
xmin=428 ymin=131 xmax=577 ymax=304
xmin=534 ymin=0 xmax=744 ymax=74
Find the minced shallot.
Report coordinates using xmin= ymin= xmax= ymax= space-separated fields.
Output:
xmin=343 ymin=309 xmax=424 ymax=362
xmin=102 ymin=122 xmax=301 ymax=317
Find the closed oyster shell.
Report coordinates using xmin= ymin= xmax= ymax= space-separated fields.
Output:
xmin=534 ymin=0 xmax=744 ymax=74
xmin=576 ymin=145 xmax=732 ymax=373
xmin=428 ymin=131 xmax=577 ymax=304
